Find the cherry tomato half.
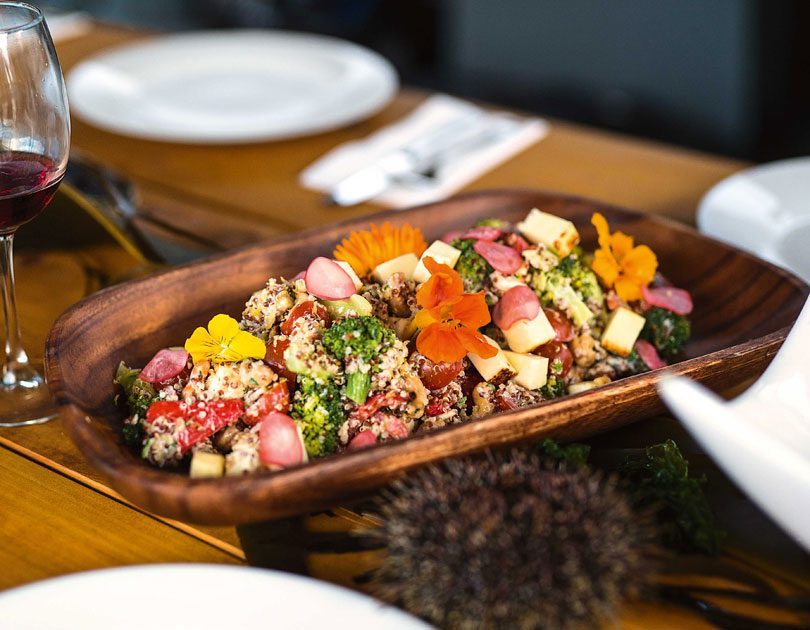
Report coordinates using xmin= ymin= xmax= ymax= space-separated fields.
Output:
xmin=280 ymin=300 xmax=330 ymax=335
xmin=543 ymin=307 xmax=574 ymax=343
xmin=534 ymin=341 xmax=573 ymax=378
xmin=417 ymin=357 xmax=464 ymax=391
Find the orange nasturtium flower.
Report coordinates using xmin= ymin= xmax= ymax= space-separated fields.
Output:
xmin=413 ymin=258 xmax=497 ymax=364
xmin=590 ymin=212 xmax=658 ymax=302
xmin=185 ymin=314 xmax=266 ymax=364
xmin=333 ymin=222 xmax=428 ymax=277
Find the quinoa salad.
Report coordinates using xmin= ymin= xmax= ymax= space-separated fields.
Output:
xmin=114 ymin=208 xmax=693 ymax=478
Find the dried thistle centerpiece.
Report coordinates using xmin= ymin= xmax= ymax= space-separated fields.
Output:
xmin=370 ymin=450 xmax=658 ymax=630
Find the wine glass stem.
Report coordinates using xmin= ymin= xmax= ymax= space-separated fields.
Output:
xmin=0 ymin=233 xmax=32 ymax=387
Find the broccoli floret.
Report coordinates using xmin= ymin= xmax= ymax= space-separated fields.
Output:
xmin=114 ymin=362 xmax=157 ymax=445
xmin=623 ymin=349 xmax=650 ymax=375
xmin=556 ymin=247 xmax=604 ymax=304
xmin=531 ymin=268 xmax=594 ymax=328
xmin=450 ymin=238 xmax=493 ymax=292
xmin=291 ymin=374 xmax=345 ymax=457
xmin=540 ymin=373 xmax=566 ymax=399
xmin=322 ymin=315 xmax=396 ymax=404
xmin=536 ymin=438 xmax=591 ymax=468
xmin=641 ymin=307 xmax=691 ymax=357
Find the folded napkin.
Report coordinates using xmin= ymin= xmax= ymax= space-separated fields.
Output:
xmin=300 ymin=94 xmax=549 ymax=208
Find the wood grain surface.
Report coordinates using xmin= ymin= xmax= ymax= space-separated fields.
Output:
xmin=45 ymin=190 xmax=809 ymax=524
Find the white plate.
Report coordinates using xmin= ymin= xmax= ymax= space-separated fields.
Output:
xmin=67 ymin=30 xmax=398 ymax=143
xmin=697 ymin=157 xmax=810 ymax=282
xmin=0 ymin=564 xmax=428 ymax=630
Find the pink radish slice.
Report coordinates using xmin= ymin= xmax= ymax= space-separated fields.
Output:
xmin=347 ymin=430 xmax=377 ymax=450
xmin=139 ymin=347 xmax=189 ymax=384
xmin=473 ymin=239 xmax=523 ymax=274
xmin=634 ymin=340 xmax=667 ymax=371
xmin=460 ymin=226 xmax=502 ymax=241
xmin=291 ymin=270 xmax=306 ymax=281
xmin=492 ymin=285 xmax=540 ymax=330
xmin=642 ymin=285 xmax=693 ymax=315
xmin=383 ymin=417 xmax=410 ymax=440
xmin=305 ymin=257 xmax=356 ymax=300
xmin=259 ymin=412 xmax=307 ymax=468
xmin=441 ymin=229 xmax=465 ymax=243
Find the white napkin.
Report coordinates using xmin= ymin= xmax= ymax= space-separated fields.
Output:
xmin=300 ymin=94 xmax=549 ymax=208
xmin=44 ymin=10 xmax=93 ymax=43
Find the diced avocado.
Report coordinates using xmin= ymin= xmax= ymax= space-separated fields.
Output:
xmin=321 ymin=294 xmax=373 ymax=318
xmin=372 ymin=253 xmax=419 ymax=283
xmin=517 ymin=208 xmax=580 ymax=257
xmin=504 ymin=351 xmax=548 ymax=389
xmin=601 ymin=307 xmax=645 ymax=357
xmin=412 ymin=240 xmax=462 ymax=283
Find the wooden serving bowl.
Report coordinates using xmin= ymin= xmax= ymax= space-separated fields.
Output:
xmin=45 ymin=190 xmax=809 ymax=525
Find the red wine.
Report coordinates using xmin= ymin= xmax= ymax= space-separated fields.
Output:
xmin=0 ymin=151 xmax=63 ymax=234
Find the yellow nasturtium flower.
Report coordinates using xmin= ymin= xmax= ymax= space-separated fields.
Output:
xmin=184 ymin=314 xmax=266 ymax=364
xmin=591 ymin=212 xmax=658 ymax=302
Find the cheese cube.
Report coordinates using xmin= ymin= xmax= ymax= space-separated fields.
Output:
xmin=189 ymin=451 xmax=225 ymax=479
xmin=372 ymin=253 xmax=419 ymax=283
xmin=334 ymin=260 xmax=363 ymax=290
xmin=467 ymin=336 xmax=516 ymax=384
xmin=412 ymin=240 xmax=462 ymax=283
xmin=504 ymin=351 xmax=548 ymax=390
xmin=502 ymin=309 xmax=556 ymax=353
xmin=601 ymin=307 xmax=645 ymax=357
xmin=517 ymin=208 xmax=580 ymax=258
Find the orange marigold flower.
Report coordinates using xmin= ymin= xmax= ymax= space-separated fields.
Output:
xmin=413 ymin=257 xmax=497 ymax=363
xmin=590 ymin=212 xmax=658 ymax=302
xmin=333 ymin=222 xmax=428 ymax=277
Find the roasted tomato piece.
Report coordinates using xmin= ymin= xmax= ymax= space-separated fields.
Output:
xmin=145 ymin=399 xmax=244 ymax=453
xmin=263 ymin=337 xmax=297 ymax=383
xmin=417 ymin=357 xmax=463 ymax=391
xmin=534 ymin=341 xmax=573 ymax=378
xmin=280 ymin=300 xmax=330 ymax=335
xmin=245 ymin=380 xmax=291 ymax=425
xmin=543 ymin=307 xmax=575 ymax=343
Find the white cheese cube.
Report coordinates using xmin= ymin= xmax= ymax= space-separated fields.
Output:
xmin=517 ymin=208 xmax=580 ymax=258
xmin=189 ymin=451 xmax=225 ymax=479
xmin=601 ymin=307 xmax=645 ymax=357
xmin=502 ymin=309 xmax=556 ymax=353
xmin=334 ymin=260 xmax=363 ymax=290
xmin=412 ymin=240 xmax=462 ymax=283
xmin=504 ymin=351 xmax=548 ymax=390
xmin=467 ymin=335 xmax=516 ymax=384
xmin=372 ymin=253 xmax=419 ymax=283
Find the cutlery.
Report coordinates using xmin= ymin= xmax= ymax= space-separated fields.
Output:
xmin=65 ymin=153 xmax=225 ymax=262
xmin=658 ymin=295 xmax=810 ymax=552
xmin=325 ymin=113 xmax=504 ymax=206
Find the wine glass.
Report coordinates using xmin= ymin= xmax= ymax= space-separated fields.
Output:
xmin=0 ymin=2 xmax=70 ymax=426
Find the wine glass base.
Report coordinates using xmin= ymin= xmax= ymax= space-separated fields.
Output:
xmin=0 ymin=365 xmax=57 ymax=427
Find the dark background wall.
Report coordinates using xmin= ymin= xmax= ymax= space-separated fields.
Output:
xmin=49 ymin=0 xmax=810 ymax=161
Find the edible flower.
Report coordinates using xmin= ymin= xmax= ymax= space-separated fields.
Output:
xmin=590 ymin=212 xmax=657 ymax=302
xmin=333 ymin=222 xmax=428 ymax=277
xmin=413 ymin=257 xmax=497 ymax=363
xmin=184 ymin=314 xmax=266 ymax=364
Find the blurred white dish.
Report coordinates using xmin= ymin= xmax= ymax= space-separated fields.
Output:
xmin=659 ymin=295 xmax=810 ymax=552
xmin=0 ymin=564 xmax=428 ymax=630
xmin=697 ymin=157 xmax=810 ymax=282
xmin=67 ymin=30 xmax=398 ymax=143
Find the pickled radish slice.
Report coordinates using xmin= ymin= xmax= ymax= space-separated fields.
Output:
xmin=347 ymin=430 xmax=377 ymax=450
xmin=259 ymin=411 xmax=307 ymax=468
xmin=440 ymin=229 xmax=465 ymax=243
xmin=642 ymin=285 xmax=693 ymax=315
xmin=139 ymin=347 xmax=189 ymax=384
xmin=635 ymin=339 xmax=667 ymax=370
xmin=305 ymin=257 xmax=356 ymax=300
xmin=461 ymin=226 xmax=502 ymax=241
xmin=473 ymin=239 xmax=523 ymax=274
xmin=493 ymin=285 xmax=540 ymax=330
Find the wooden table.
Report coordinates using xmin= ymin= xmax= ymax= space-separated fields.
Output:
xmin=2 ymin=23 xmax=806 ymax=628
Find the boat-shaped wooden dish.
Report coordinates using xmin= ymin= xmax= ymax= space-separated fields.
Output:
xmin=45 ymin=190 xmax=809 ymax=524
